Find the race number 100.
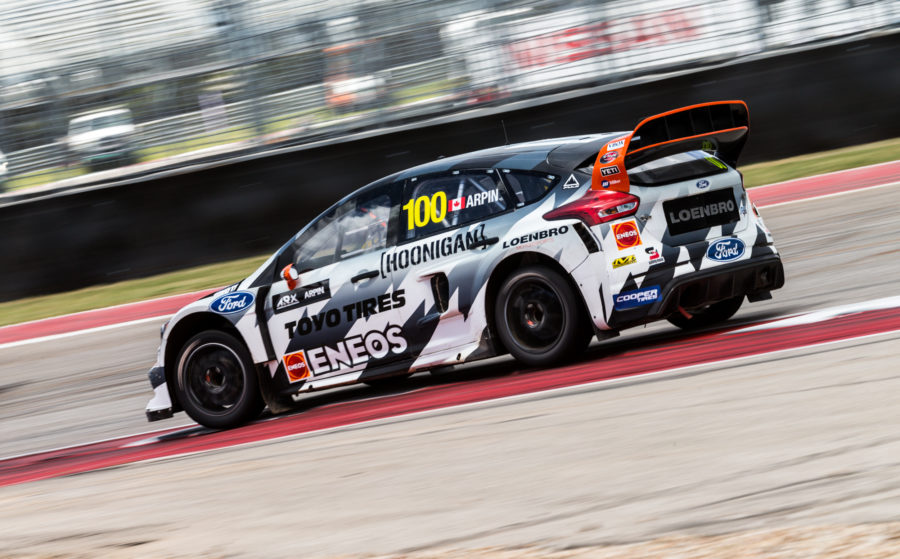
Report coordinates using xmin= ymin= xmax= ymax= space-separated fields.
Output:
xmin=403 ymin=192 xmax=447 ymax=230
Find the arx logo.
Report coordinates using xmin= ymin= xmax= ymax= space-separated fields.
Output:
xmin=272 ymin=280 xmax=331 ymax=314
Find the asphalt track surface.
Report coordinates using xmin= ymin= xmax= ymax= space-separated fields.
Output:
xmin=1 ymin=172 xmax=899 ymax=557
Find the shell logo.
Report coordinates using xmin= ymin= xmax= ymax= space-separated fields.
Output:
xmin=612 ymin=220 xmax=642 ymax=250
xmin=283 ymin=351 xmax=310 ymax=382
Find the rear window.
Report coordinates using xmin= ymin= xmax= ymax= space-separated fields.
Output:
xmin=500 ymin=170 xmax=557 ymax=205
xmin=628 ymin=151 xmax=729 ymax=186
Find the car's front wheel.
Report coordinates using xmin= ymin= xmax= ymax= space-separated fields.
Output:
xmin=494 ymin=265 xmax=591 ymax=367
xmin=174 ymin=330 xmax=264 ymax=429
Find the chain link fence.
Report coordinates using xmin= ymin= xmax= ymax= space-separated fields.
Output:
xmin=0 ymin=0 xmax=896 ymax=192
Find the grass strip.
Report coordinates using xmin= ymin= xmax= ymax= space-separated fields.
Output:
xmin=0 ymin=255 xmax=268 ymax=327
xmin=740 ymin=136 xmax=900 ymax=188
xmin=1 ymin=138 xmax=898 ymax=326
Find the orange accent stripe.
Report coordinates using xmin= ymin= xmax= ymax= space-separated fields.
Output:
xmin=626 ymin=126 xmax=748 ymax=157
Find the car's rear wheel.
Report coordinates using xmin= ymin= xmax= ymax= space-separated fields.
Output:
xmin=174 ymin=330 xmax=264 ymax=429
xmin=666 ymin=295 xmax=744 ymax=330
xmin=494 ymin=265 xmax=591 ymax=367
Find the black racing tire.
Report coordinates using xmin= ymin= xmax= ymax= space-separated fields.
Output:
xmin=666 ymin=295 xmax=744 ymax=330
xmin=174 ymin=330 xmax=264 ymax=429
xmin=494 ymin=265 xmax=591 ymax=368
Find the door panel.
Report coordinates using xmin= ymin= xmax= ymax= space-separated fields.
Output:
xmin=264 ymin=188 xmax=407 ymax=387
xmin=390 ymin=170 xmax=512 ymax=361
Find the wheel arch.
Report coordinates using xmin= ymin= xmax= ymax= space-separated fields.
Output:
xmin=484 ymin=251 xmax=593 ymax=354
xmin=163 ymin=312 xmax=244 ymax=408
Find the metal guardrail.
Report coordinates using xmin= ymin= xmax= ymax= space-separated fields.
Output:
xmin=0 ymin=0 xmax=897 ymax=191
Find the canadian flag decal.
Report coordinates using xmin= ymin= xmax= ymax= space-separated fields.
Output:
xmin=448 ymin=196 xmax=466 ymax=212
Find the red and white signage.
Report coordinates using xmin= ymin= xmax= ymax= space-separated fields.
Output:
xmin=283 ymin=351 xmax=310 ymax=382
xmin=612 ymin=219 xmax=642 ymax=250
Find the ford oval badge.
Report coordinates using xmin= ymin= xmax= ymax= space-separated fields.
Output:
xmin=696 ymin=179 xmax=710 ymax=189
xmin=706 ymin=238 xmax=745 ymax=262
xmin=210 ymin=291 xmax=255 ymax=314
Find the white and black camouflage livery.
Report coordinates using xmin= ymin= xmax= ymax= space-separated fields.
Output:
xmin=146 ymin=101 xmax=784 ymax=428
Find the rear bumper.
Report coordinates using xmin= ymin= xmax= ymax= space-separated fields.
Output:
xmin=607 ymin=254 xmax=784 ymax=330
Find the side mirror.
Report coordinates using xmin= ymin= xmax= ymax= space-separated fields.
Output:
xmin=281 ymin=264 xmax=300 ymax=290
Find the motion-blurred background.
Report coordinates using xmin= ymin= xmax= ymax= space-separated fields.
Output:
xmin=0 ymin=0 xmax=896 ymax=193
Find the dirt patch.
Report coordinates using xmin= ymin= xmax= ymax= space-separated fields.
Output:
xmin=353 ymin=523 xmax=900 ymax=559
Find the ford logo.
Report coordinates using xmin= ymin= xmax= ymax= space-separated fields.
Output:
xmin=706 ymin=238 xmax=745 ymax=262
xmin=696 ymin=179 xmax=710 ymax=189
xmin=210 ymin=291 xmax=255 ymax=314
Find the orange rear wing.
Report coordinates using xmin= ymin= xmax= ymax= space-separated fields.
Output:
xmin=591 ymin=101 xmax=749 ymax=192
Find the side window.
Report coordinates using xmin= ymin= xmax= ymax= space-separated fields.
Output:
xmin=401 ymin=170 xmax=510 ymax=241
xmin=501 ymin=170 xmax=558 ymax=205
xmin=293 ymin=209 xmax=340 ymax=272
xmin=293 ymin=190 xmax=393 ymax=271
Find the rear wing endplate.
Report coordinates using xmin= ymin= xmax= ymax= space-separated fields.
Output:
xmin=591 ymin=101 xmax=749 ymax=192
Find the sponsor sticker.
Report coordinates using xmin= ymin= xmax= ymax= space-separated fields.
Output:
xmin=283 ymin=290 xmax=406 ymax=337
xmin=283 ymin=351 xmax=310 ymax=382
xmin=612 ymin=255 xmax=636 ymax=269
xmin=501 ymin=225 xmax=568 ymax=249
xmin=562 ymin=174 xmax=580 ymax=189
xmin=303 ymin=324 xmax=408 ymax=376
xmin=705 ymin=238 xmax=745 ymax=262
xmin=600 ymin=165 xmax=620 ymax=177
xmin=614 ymin=285 xmax=661 ymax=311
xmin=210 ymin=291 xmax=254 ymax=314
xmin=381 ymin=224 xmax=486 ymax=277
xmin=599 ymin=151 xmax=618 ymax=164
xmin=272 ymin=280 xmax=331 ymax=314
xmin=446 ymin=189 xmax=500 ymax=213
xmin=696 ymin=179 xmax=709 ymax=189
xmin=606 ymin=138 xmax=625 ymax=150
xmin=601 ymin=180 xmax=610 ymax=188
xmin=612 ymin=220 xmax=642 ymax=250
xmin=705 ymin=156 xmax=727 ymax=170
xmin=646 ymin=246 xmax=663 ymax=265
xmin=663 ymin=189 xmax=739 ymax=236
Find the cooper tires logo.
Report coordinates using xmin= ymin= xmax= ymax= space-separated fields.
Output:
xmin=613 ymin=285 xmax=660 ymax=310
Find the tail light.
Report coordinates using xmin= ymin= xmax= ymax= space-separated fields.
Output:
xmin=543 ymin=189 xmax=640 ymax=226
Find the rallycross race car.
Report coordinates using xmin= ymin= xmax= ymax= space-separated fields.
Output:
xmin=146 ymin=100 xmax=785 ymax=429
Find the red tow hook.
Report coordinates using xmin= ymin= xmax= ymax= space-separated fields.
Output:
xmin=677 ymin=306 xmax=693 ymax=319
